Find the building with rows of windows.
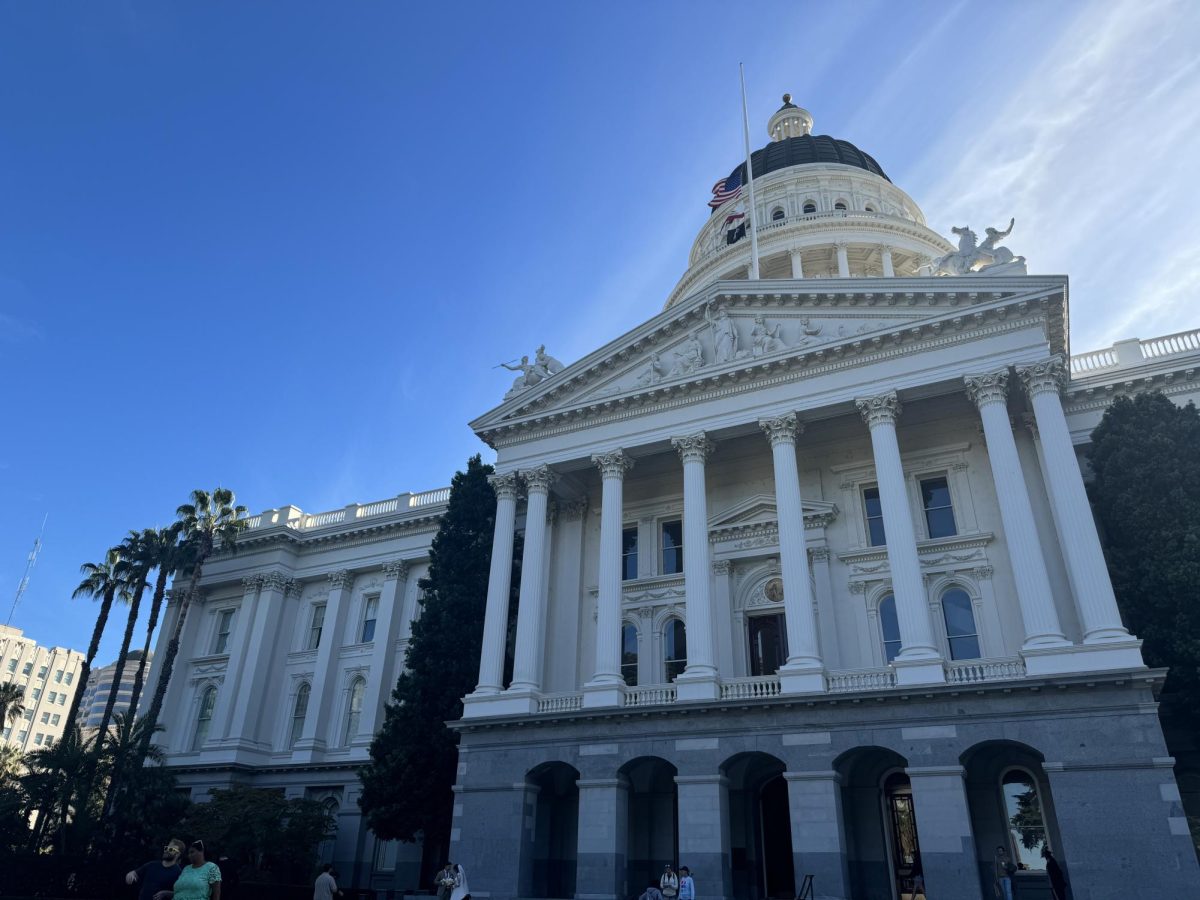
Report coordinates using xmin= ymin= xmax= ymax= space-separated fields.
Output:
xmin=0 ymin=624 xmax=84 ymax=752
xmin=75 ymin=651 xmax=151 ymax=733
xmin=149 ymin=98 xmax=1200 ymax=900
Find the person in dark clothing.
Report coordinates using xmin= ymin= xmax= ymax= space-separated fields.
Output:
xmin=125 ymin=839 xmax=186 ymax=900
xmin=1042 ymin=847 xmax=1068 ymax=900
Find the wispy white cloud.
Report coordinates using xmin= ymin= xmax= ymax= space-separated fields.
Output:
xmin=912 ymin=0 xmax=1200 ymax=350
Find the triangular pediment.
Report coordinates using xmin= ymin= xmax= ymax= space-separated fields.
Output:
xmin=708 ymin=494 xmax=839 ymax=534
xmin=471 ymin=276 xmax=1067 ymax=442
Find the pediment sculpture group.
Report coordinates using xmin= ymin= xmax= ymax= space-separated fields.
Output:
xmin=500 ymin=345 xmax=565 ymax=399
xmin=932 ymin=218 xmax=1027 ymax=276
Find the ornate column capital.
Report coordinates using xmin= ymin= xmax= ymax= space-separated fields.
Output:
xmin=1018 ymin=356 xmax=1068 ymax=399
xmin=262 ymin=571 xmax=292 ymax=592
xmin=592 ymin=449 xmax=634 ymax=479
xmin=563 ymin=497 xmax=589 ymax=521
xmin=880 ymin=244 xmax=895 ymax=255
xmin=711 ymin=559 xmax=732 ymax=576
xmin=759 ymin=413 xmax=803 ymax=447
xmin=488 ymin=471 xmax=522 ymax=500
xmin=522 ymin=464 xmax=557 ymax=494
xmin=964 ymin=370 xmax=1010 ymax=408
xmin=671 ymin=432 xmax=715 ymax=464
xmin=855 ymin=391 xmax=902 ymax=428
xmin=383 ymin=559 xmax=410 ymax=581
xmin=241 ymin=574 xmax=264 ymax=592
xmin=328 ymin=569 xmax=355 ymax=589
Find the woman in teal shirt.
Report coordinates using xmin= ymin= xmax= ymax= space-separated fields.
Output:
xmin=154 ymin=841 xmax=222 ymax=900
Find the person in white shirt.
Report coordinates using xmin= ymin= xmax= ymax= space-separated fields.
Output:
xmin=313 ymin=864 xmax=340 ymax=900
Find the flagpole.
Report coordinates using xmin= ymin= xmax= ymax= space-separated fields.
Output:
xmin=739 ymin=62 xmax=760 ymax=280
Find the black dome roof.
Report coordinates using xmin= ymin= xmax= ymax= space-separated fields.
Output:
xmin=714 ymin=134 xmax=890 ymax=211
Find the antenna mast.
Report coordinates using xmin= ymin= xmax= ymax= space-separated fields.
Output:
xmin=6 ymin=514 xmax=47 ymax=627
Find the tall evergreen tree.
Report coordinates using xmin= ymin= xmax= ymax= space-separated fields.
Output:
xmin=1089 ymin=392 xmax=1200 ymax=724
xmin=358 ymin=455 xmax=521 ymax=861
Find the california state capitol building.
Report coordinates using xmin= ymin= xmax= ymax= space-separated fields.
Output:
xmin=143 ymin=96 xmax=1200 ymax=900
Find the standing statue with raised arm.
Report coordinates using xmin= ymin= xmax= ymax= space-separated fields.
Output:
xmin=977 ymin=218 xmax=1027 ymax=274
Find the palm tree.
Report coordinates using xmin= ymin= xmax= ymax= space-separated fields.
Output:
xmin=104 ymin=524 xmax=185 ymax=820
xmin=24 ymin=727 xmax=100 ymax=852
xmin=0 ymin=682 xmax=26 ymax=732
xmin=0 ymin=743 xmax=22 ymax=781
xmin=138 ymin=488 xmax=248 ymax=761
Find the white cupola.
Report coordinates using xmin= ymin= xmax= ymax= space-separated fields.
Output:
xmin=767 ymin=94 xmax=813 ymax=141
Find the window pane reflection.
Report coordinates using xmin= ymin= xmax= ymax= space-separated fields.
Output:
xmin=1002 ymin=770 xmax=1048 ymax=872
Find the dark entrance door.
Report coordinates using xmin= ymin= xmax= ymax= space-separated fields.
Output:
xmin=749 ymin=613 xmax=788 ymax=676
xmin=759 ymin=774 xmax=796 ymax=898
xmin=885 ymin=772 xmax=923 ymax=900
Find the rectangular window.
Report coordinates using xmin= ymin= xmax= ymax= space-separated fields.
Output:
xmin=22 ymin=710 xmax=32 ymax=721
xmin=5 ymin=659 xmax=15 ymax=673
xmin=37 ymin=666 xmax=47 ymax=679
xmin=920 ymin=476 xmax=957 ymax=538
xmin=48 ymin=692 xmax=56 ymax=703
xmin=213 ymin=609 xmax=235 ymax=654
xmin=44 ymin=735 xmax=53 ymax=747
xmin=31 ymin=688 xmax=41 ymax=701
xmin=22 ymin=662 xmax=33 ymax=676
xmin=33 ymin=733 xmax=43 ymax=746
xmin=64 ymin=672 xmax=73 ymax=685
xmin=54 ymin=670 xmax=63 ymax=683
xmin=308 ymin=604 xmax=327 ymax=651
xmin=57 ymin=694 xmax=65 ymax=705
xmin=660 ymin=520 xmax=683 ymax=575
xmin=40 ymin=712 xmax=49 ymax=724
xmin=621 ymin=526 xmax=639 ymax=581
xmin=361 ymin=596 xmax=379 ymax=643
xmin=1 ymin=728 xmax=9 ymax=740
xmin=51 ymin=714 xmax=60 ymax=726
xmin=17 ymin=730 xmax=28 ymax=743
xmin=863 ymin=487 xmax=886 ymax=546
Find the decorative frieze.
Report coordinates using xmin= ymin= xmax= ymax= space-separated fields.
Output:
xmin=1018 ymin=355 xmax=1068 ymax=398
xmin=855 ymin=390 xmax=902 ymax=428
xmin=964 ymin=370 xmax=1010 ymax=408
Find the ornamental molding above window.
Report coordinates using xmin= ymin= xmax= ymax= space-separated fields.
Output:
xmin=840 ymin=532 xmax=995 ymax=583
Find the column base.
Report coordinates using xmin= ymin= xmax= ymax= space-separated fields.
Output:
xmin=1022 ymin=639 xmax=1144 ymax=676
xmin=779 ymin=664 xmax=827 ymax=694
xmin=581 ymin=680 xmax=625 ymax=709
xmin=675 ymin=670 xmax=720 ymax=701
xmin=893 ymin=656 xmax=947 ymax=686
xmin=461 ymin=690 xmax=540 ymax=719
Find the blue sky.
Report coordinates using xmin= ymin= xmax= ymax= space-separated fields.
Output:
xmin=2 ymin=0 xmax=1198 ymax=664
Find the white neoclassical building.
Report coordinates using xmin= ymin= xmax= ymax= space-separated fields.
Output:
xmin=151 ymin=98 xmax=1200 ymax=900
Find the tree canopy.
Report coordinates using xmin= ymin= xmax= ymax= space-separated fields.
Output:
xmin=1089 ymin=392 xmax=1200 ymax=724
xmin=358 ymin=455 xmax=522 ymax=854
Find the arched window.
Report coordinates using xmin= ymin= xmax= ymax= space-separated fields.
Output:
xmin=664 ymin=619 xmax=687 ymax=681
xmin=771 ymin=207 xmax=785 ymax=221
xmin=879 ymin=595 xmax=901 ymax=663
xmin=941 ymin=589 xmax=981 ymax=659
xmin=289 ymin=682 xmax=311 ymax=748
xmin=802 ymin=201 xmax=817 ymax=214
xmin=1001 ymin=769 xmax=1049 ymax=871
xmin=865 ymin=204 xmax=876 ymax=213
xmin=192 ymin=686 xmax=217 ymax=750
xmin=621 ymin=623 xmax=639 ymax=686
xmin=344 ymin=677 xmax=366 ymax=745
xmin=834 ymin=200 xmax=848 ymax=211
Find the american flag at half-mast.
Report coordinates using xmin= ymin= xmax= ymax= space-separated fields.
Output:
xmin=708 ymin=165 xmax=744 ymax=209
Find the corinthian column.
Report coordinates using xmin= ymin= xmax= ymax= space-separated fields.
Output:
xmin=472 ymin=472 xmax=522 ymax=696
xmin=671 ymin=433 xmax=719 ymax=701
xmin=759 ymin=414 xmax=824 ymax=693
xmin=509 ymin=465 xmax=556 ymax=694
xmin=583 ymin=450 xmax=633 ymax=709
xmin=965 ymin=372 xmax=1069 ymax=652
xmin=1018 ymin=358 xmax=1138 ymax=657
xmin=856 ymin=392 xmax=944 ymax=684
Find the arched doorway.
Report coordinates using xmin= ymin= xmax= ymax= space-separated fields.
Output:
xmin=723 ymin=752 xmax=795 ymax=900
xmin=835 ymin=746 xmax=914 ymax=900
xmin=962 ymin=741 xmax=1062 ymax=898
xmin=526 ymin=762 xmax=580 ymax=899
xmin=621 ymin=757 xmax=678 ymax=896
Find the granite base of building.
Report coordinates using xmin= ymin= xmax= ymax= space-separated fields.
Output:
xmin=450 ymin=674 xmax=1199 ymax=900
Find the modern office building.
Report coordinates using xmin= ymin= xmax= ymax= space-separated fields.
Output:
xmin=0 ymin=624 xmax=85 ymax=753
xmin=75 ymin=650 xmax=151 ymax=733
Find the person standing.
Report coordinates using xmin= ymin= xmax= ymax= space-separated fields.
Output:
xmin=660 ymin=864 xmax=678 ymax=900
xmin=1043 ymin=847 xmax=1068 ymax=900
xmin=125 ymin=838 xmax=186 ymax=900
xmin=214 ymin=850 xmax=239 ymax=900
xmin=436 ymin=862 xmax=456 ymax=900
xmin=993 ymin=845 xmax=1015 ymax=900
xmin=314 ymin=863 xmax=341 ymax=900
xmin=678 ymin=866 xmax=694 ymax=900
xmin=449 ymin=863 xmax=470 ymax=900
xmin=153 ymin=840 xmax=221 ymax=900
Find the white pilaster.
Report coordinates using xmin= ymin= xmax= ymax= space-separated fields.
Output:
xmin=835 ymin=241 xmax=850 ymax=278
xmin=881 ymin=245 xmax=895 ymax=277
xmin=208 ymin=575 xmax=261 ymax=742
xmin=469 ymin=472 xmax=521 ymax=699
xmin=225 ymin=573 xmax=295 ymax=751
xmin=363 ymin=559 xmax=409 ymax=733
xmin=856 ymin=392 xmax=944 ymax=684
xmin=671 ymin=433 xmax=719 ymax=700
xmin=965 ymin=372 xmax=1070 ymax=657
xmin=789 ymin=247 xmax=804 ymax=279
xmin=759 ymin=414 xmax=824 ymax=693
xmin=583 ymin=450 xmax=633 ymax=709
xmin=507 ymin=465 xmax=556 ymax=706
xmin=1018 ymin=358 xmax=1144 ymax=668
xmin=295 ymin=570 xmax=354 ymax=753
